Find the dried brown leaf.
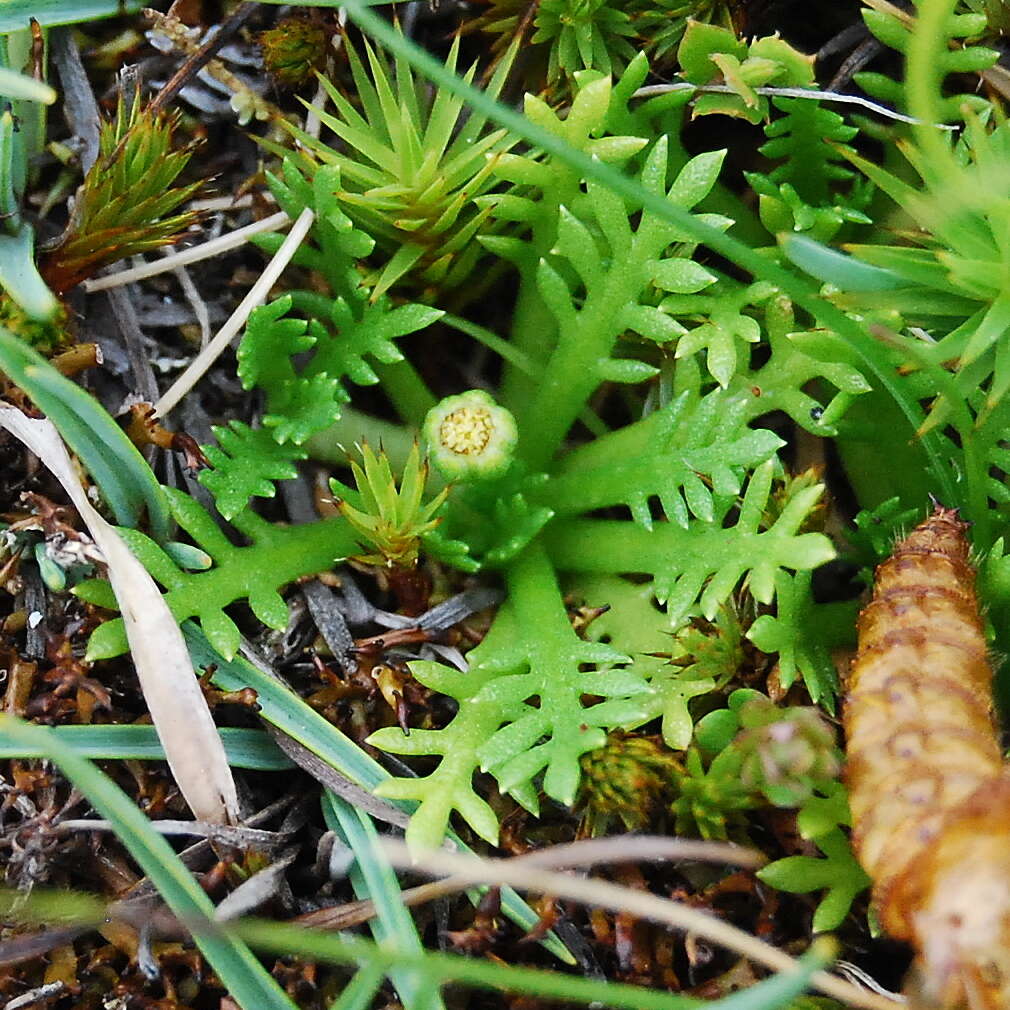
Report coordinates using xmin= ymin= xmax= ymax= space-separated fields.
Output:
xmin=0 ymin=405 xmax=238 ymax=824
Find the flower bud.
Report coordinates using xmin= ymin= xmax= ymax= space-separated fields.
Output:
xmin=423 ymin=390 xmax=518 ymax=482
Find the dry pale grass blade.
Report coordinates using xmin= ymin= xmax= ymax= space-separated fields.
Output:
xmin=295 ymin=836 xmax=766 ymax=932
xmin=151 ymin=89 xmax=325 ymax=415
xmin=511 ymin=835 xmax=766 ymax=870
xmin=630 ymin=83 xmax=958 ymax=129
xmin=0 ymin=406 xmax=239 ymax=825
xmin=82 ymin=211 xmax=290 ymax=293
xmin=154 ymin=206 xmax=314 ymax=418
xmin=379 ymin=839 xmax=899 ymax=1010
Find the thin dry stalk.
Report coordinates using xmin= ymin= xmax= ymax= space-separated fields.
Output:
xmin=146 ymin=2 xmax=258 ymax=116
xmin=379 ymin=840 xmax=899 ymax=1010
xmin=154 ymin=206 xmax=314 ymax=418
xmin=83 ymin=211 xmax=290 ymax=293
xmin=296 ymin=836 xmax=766 ymax=931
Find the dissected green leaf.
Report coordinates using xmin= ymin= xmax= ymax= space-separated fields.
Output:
xmin=746 ymin=571 xmax=847 ymax=711
xmin=544 ymin=461 xmax=836 ymax=626
xmin=199 ymin=422 xmax=305 ymax=520
xmin=758 ymin=783 xmax=869 ymax=932
xmin=80 ymin=488 xmax=355 ymax=661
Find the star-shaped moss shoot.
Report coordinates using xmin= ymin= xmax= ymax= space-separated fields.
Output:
xmin=330 ymin=442 xmax=447 ymax=569
xmin=423 ymin=390 xmax=518 ymax=482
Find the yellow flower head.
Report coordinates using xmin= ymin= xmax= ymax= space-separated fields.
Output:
xmin=423 ymin=390 xmax=518 ymax=481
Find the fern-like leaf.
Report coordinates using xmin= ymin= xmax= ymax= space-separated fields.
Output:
xmin=369 ymin=545 xmax=650 ymax=849
xmin=857 ymin=2 xmax=997 ymax=122
xmin=541 ymin=390 xmax=784 ymax=527
xmin=544 ymin=460 xmax=836 ymax=626
xmin=77 ymin=488 xmax=354 ymax=661
xmin=199 ymin=422 xmax=305 ymax=520
xmin=746 ymin=570 xmax=851 ymax=711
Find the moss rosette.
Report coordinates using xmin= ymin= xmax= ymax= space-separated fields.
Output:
xmin=423 ymin=390 xmax=518 ymax=482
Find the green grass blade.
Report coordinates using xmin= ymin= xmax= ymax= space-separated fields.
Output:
xmin=240 ymin=921 xmax=831 ymax=1009
xmin=324 ymin=793 xmax=446 ymax=1010
xmin=0 ymin=0 xmax=142 ymax=31
xmin=328 ymin=966 xmax=385 ymax=1010
xmin=0 ymin=226 xmax=59 ymax=320
xmin=0 ymin=715 xmax=299 ymax=1010
xmin=0 ymin=724 xmax=293 ymax=770
xmin=184 ymin=623 xmax=576 ymax=964
xmin=0 ymin=67 xmax=56 ymax=104
xmin=779 ymin=234 xmax=910 ymax=292
xmin=0 ymin=327 xmax=171 ymax=540
xmin=713 ymin=940 xmax=833 ymax=1009
xmin=236 ymin=918 xmax=701 ymax=1010
xmin=186 ymin=623 xmax=389 ymax=790
xmin=0 ymin=881 xmax=831 ymax=1010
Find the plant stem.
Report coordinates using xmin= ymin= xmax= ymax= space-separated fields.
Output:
xmin=501 ymin=266 xmax=557 ymax=413
xmin=305 ymin=407 xmax=418 ymax=472
xmin=518 ymin=265 xmax=639 ymax=471
xmin=373 ymin=358 xmax=438 ymax=427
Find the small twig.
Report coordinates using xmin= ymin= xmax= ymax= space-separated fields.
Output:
xmin=301 ymin=580 xmax=356 ymax=668
xmin=213 ymin=849 xmax=299 ymax=921
xmin=828 ymin=37 xmax=884 ymax=93
xmin=163 ymin=247 xmax=212 ymax=347
xmin=980 ymin=64 xmax=1010 ymax=103
xmin=83 ymin=211 xmax=290 ymax=293
xmin=265 ymin=727 xmax=411 ymax=831
xmin=105 ymin=286 xmax=160 ymax=403
xmin=379 ymin=840 xmax=900 ymax=1010
xmin=146 ymin=2 xmax=258 ymax=117
xmin=124 ymin=794 xmax=299 ymax=903
xmin=0 ymin=927 xmax=92 ymax=968
xmin=296 ymin=836 xmax=767 ymax=931
xmin=154 ymin=206 xmax=314 ymax=418
xmin=57 ymin=818 xmax=288 ymax=849
xmin=817 ymin=22 xmax=871 ymax=63
xmin=49 ymin=27 xmax=101 ymax=171
xmin=19 ymin=572 xmax=46 ymax=662
xmin=4 ymin=981 xmax=67 ymax=1010
xmin=631 ymin=82 xmax=959 ymax=130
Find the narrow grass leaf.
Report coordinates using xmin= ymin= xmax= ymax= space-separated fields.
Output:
xmin=0 ymin=328 xmax=170 ymax=540
xmin=0 ymin=716 xmax=298 ymax=1010
xmin=235 ymin=918 xmax=700 ymax=1010
xmin=0 ymin=67 xmax=56 ymax=104
xmin=779 ymin=233 xmax=909 ymax=291
xmin=0 ymin=724 xmax=293 ymax=770
xmin=328 ymin=966 xmax=385 ymax=1010
xmin=324 ymin=793 xmax=446 ymax=1010
xmin=0 ymin=227 xmax=59 ymax=321
xmin=0 ymin=0 xmax=142 ymax=31
xmin=713 ymin=939 xmax=834 ymax=1009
